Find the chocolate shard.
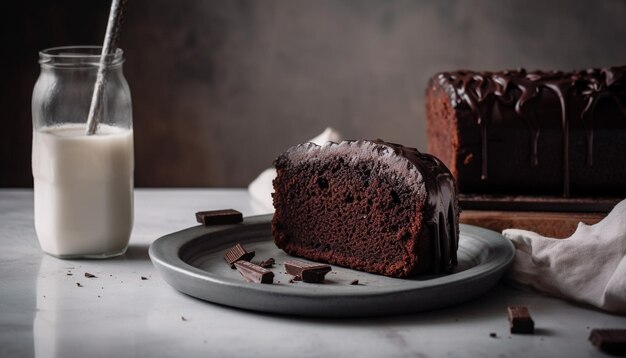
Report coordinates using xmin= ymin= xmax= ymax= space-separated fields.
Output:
xmin=589 ymin=329 xmax=626 ymax=355
xmin=224 ymin=243 xmax=255 ymax=268
xmin=259 ymin=258 xmax=275 ymax=268
xmin=234 ymin=261 xmax=274 ymax=284
xmin=284 ymin=260 xmax=332 ymax=283
xmin=350 ymin=279 xmax=359 ymax=285
xmin=196 ymin=209 xmax=243 ymax=226
xmin=507 ymin=306 xmax=534 ymax=334
xmin=84 ymin=272 xmax=96 ymax=278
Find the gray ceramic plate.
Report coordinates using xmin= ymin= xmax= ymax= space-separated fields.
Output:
xmin=149 ymin=215 xmax=514 ymax=317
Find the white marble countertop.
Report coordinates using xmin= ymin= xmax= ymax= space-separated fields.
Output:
xmin=0 ymin=188 xmax=624 ymax=358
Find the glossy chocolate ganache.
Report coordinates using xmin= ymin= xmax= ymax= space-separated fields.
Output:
xmin=427 ymin=67 xmax=626 ymax=197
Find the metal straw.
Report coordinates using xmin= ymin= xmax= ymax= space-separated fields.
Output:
xmin=85 ymin=0 xmax=128 ymax=135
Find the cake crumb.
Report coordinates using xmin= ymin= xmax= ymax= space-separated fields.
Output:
xmin=259 ymin=258 xmax=275 ymax=268
xmin=463 ymin=153 xmax=474 ymax=165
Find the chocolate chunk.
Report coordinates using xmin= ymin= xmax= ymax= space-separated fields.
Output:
xmin=350 ymin=279 xmax=359 ymax=285
xmin=76 ymin=283 xmax=83 ymax=287
xmin=224 ymin=243 xmax=255 ymax=268
xmin=234 ymin=261 xmax=274 ymax=284
xmin=196 ymin=209 xmax=243 ymax=226
xmin=489 ymin=333 xmax=497 ymax=338
xmin=589 ymin=329 xmax=626 ymax=355
xmin=507 ymin=306 xmax=534 ymax=334
xmin=84 ymin=272 xmax=96 ymax=278
xmin=141 ymin=276 xmax=148 ymax=280
xmin=181 ymin=316 xmax=187 ymax=322
xmin=284 ymin=260 xmax=332 ymax=283
xmin=259 ymin=258 xmax=275 ymax=268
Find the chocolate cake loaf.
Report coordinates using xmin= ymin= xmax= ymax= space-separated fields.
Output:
xmin=426 ymin=67 xmax=626 ymax=198
xmin=271 ymin=140 xmax=459 ymax=278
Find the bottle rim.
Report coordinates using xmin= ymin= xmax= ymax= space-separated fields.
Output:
xmin=39 ymin=46 xmax=124 ymax=68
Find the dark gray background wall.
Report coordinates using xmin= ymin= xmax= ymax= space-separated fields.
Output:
xmin=3 ymin=0 xmax=626 ymax=187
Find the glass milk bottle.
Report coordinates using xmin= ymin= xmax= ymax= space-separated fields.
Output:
xmin=32 ymin=46 xmax=134 ymax=258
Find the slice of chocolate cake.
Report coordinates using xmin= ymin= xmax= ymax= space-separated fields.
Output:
xmin=271 ymin=140 xmax=459 ymax=278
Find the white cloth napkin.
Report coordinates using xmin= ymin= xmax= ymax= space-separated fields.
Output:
xmin=503 ymin=199 xmax=626 ymax=314
xmin=248 ymin=128 xmax=342 ymax=212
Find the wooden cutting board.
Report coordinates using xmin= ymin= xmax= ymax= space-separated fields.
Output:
xmin=457 ymin=194 xmax=621 ymax=238
xmin=460 ymin=210 xmax=606 ymax=239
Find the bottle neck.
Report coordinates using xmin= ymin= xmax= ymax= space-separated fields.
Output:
xmin=39 ymin=46 xmax=124 ymax=70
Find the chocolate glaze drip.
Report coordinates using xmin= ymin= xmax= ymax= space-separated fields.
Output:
xmin=433 ymin=66 xmax=626 ymax=197
xmin=374 ymin=140 xmax=459 ymax=273
xmin=543 ymin=80 xmax=572 ymax=197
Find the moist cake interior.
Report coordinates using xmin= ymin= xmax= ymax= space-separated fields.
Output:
xmin=272 ymin=141 xmax=439 ymax=277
